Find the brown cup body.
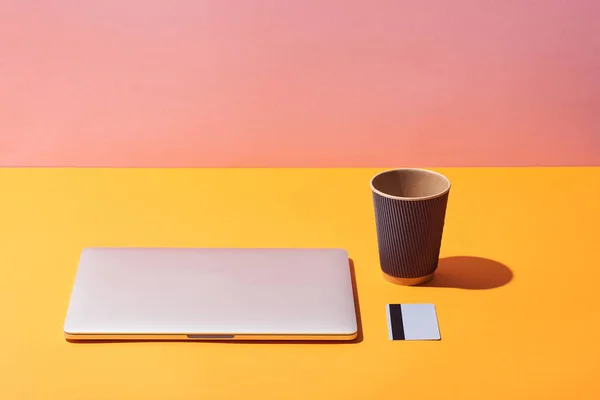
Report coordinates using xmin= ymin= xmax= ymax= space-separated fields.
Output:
xmin=371 ymin=169 xmax=450 ymax=285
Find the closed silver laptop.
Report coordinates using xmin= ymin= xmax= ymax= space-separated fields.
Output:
xmin=64 ymin=247 xmax=357 ymax=341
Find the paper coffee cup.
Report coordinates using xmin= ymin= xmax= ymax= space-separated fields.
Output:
xmin=370 ymin=168 xmax=451 ymax=285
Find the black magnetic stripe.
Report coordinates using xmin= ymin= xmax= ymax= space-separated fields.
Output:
xmin=389 ymin=304 xmax=405 ymax=340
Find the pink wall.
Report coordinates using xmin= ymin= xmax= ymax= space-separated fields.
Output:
xmin=1 ymin=1 xmax=598 ymax=167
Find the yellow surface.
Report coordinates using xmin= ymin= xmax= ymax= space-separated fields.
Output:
xmin=2 ymin=168 xmax=600 ymax=399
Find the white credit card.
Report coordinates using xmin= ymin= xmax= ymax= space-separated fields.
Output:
xmin=386 ymin=304 xmax=441 ymax=341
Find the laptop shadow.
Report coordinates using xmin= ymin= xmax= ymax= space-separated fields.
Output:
xmin=67 ymin=259 xmax=364 ymax=345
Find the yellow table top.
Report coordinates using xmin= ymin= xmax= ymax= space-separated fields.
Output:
xmin=2 ymin=168 xmax=599 ymax=399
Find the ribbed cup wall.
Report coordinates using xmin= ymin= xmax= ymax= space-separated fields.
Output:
xmin=372 ymin=191 xmax=449 ymax=279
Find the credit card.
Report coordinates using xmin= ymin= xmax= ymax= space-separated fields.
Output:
xmin=386 ymin=304 xmax=440 ymax=341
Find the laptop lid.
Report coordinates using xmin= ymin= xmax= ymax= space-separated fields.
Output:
xmin=64 ymin=247 xmax=357 ymax=341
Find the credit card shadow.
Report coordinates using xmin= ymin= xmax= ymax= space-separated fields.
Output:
xmin=425 ymin=256 xmax=513 ymax=290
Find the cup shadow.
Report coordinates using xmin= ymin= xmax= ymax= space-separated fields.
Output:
xmin=67 ymin=259 xmax=364 ymax=345
xmin=424 ymin=256 xmax=513 ymax=290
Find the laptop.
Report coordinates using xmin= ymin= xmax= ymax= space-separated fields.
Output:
xmin=64 ymin=247 xmax=358 ymax=341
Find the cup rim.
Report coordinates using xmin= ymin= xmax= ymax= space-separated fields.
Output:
xmin=370 ymin=168 xmax=451 ymax=201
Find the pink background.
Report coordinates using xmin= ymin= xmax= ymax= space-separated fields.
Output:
xmin=1 ymin=1 xmax=598 ymax=167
